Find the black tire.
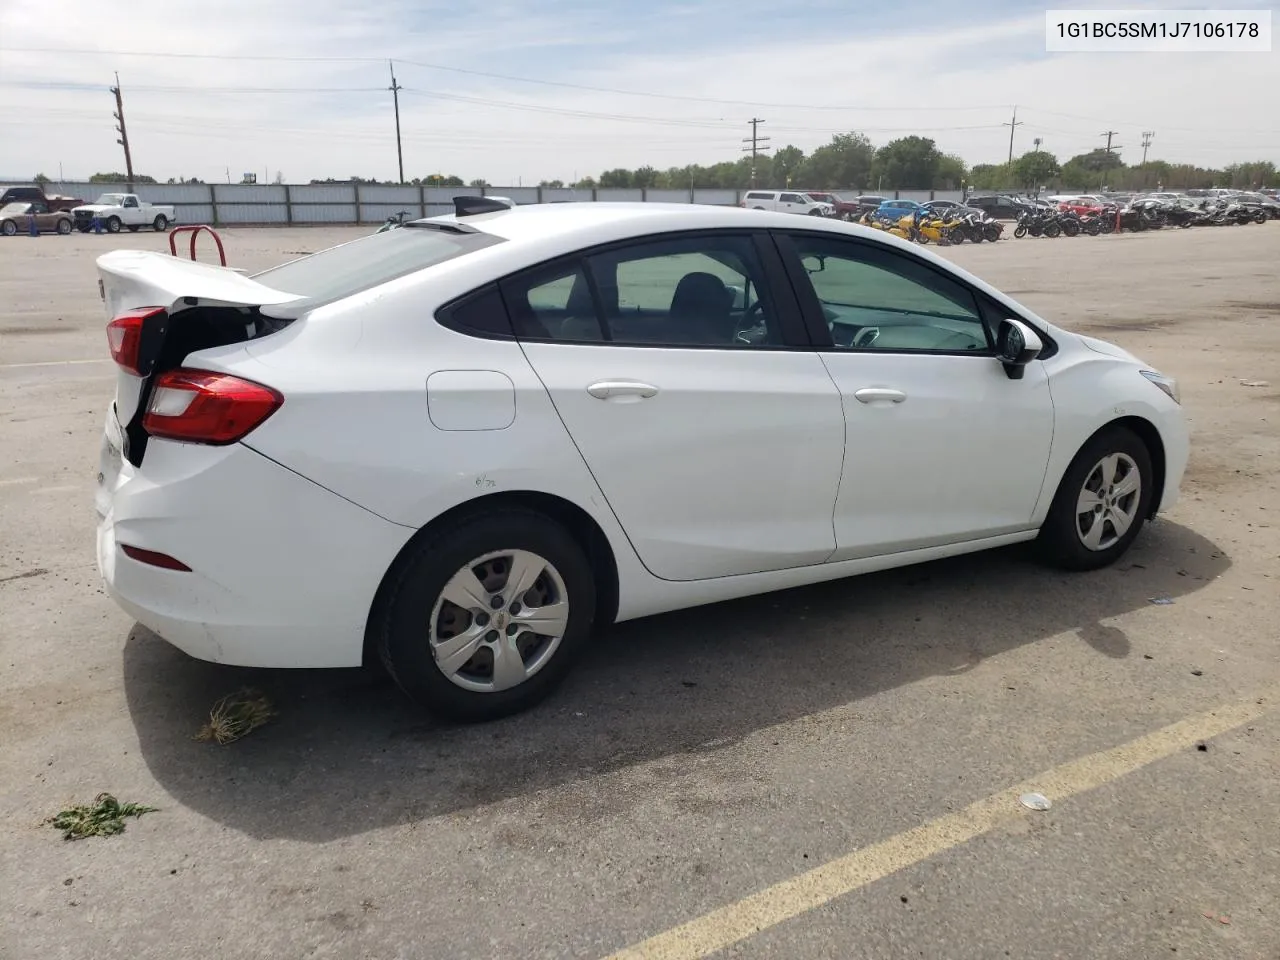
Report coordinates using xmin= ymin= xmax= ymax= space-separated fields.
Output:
xmin=1035 ymin=425 xmax=1154 ymax=571
xmin=105 ymin=216 xmax=122 ymax=234
xmin=1014 ymin=225 xmax=1027 ymax=238
xmin=1254 ymin=211 xmax=1267 ymax=224
xmin=153 ymin=215 xmax=169 ymax=231
xmin=984 ymin=224 xmax=1001 ymax=242
xmin=1044 ymin=222 xmax=1062 ymax=238
xmin=375 ymin=509 xmax=597 ymax=722
xmin=1062 ymin=221 xmax=1079 ymax=237
xmin=56 ymin=218 xmax=72 ymax=235
xmin=1 ymin=220 xmax=16 ymax=236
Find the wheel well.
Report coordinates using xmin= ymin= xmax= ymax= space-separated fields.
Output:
xmin=1103 ymin=416 xmax=1167 ymax=517
xmin=362 ymin=491 xmax=621 ymax=667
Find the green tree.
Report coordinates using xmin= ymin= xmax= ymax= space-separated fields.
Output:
xmin=33 ymin=172 xmax=51 ymax=184
xmin=468 ymin=178 xmax=490 ymax=188
xmin=597 ymin=168 xmax=632 ymax=188
xmin=769 ymin=145 xmax=806 ymax=187
xmin=539 ymin=179 xmax=565 ymax=188
xmin=871 ymin=136 xmax=942 ymax=189
xmin=934 ymin=152 xmax=967 ymax=189
xmin=90 ymin=172 xmax=157 ymax=183
xmin=968 ymin=163 xmax=1011 ymax=190
xmin=632 ymin=165 xmax=659 ymax=188
xmin=798 ymin=133 xmax=874 ymax=189
xmin=573 ymin=176 xmax=597 ymax=189
xmin=1222 ymin=161 xmax=1276 ymax=188
xmin=1010 ymin=150 xmax=1060 ymax=189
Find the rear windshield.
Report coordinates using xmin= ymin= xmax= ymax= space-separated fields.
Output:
xmin=251 ymin=224 xmax=504 ymax=307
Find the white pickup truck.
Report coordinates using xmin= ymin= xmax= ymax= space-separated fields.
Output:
xmin=71 ymin=193 xmax=176 ymax=234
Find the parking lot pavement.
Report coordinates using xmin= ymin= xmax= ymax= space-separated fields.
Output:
xmin=2 ymin=224 xmax=1278 ymax=960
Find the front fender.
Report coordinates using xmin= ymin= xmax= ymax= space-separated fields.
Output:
xmin=1036 ymin=352 xmax=1188 ymax=522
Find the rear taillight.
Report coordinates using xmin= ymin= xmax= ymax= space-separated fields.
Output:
xmin=107 ymin=307 xmax=165 ymax=374
xmin=120 ymin=544 xmax=191 ymax=571
xmin=142 ymin=369 xmax=283 ymax=445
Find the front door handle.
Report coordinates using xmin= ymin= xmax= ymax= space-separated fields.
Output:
xmin=587 ymin=380 xmax=659 ymax=401
xmin=854 ymin=387 xmax=906 ymax=404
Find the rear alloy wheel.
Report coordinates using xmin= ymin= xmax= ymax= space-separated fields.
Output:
xmin=153 ymin=215 xmax=169 ymax=232
xmin=1 ymin=220 xmax=16 ymax=236
xmin=376 ymin=510 xmax=596 ymax=722
xmin=1036 ymin=426 xmax=1153 ymax=571
xmin=56 ymin=218 xmax=72 ymax=235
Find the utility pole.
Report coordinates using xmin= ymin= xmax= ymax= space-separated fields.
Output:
xmin=110 ymin=72 xmax=135 ymax=189
xmin=1003 ymin=106 xmax=1023 ymax=163
xmin=742 ymin=118 xmax=769 ymax=188
xmin=388 ymin=61 xmax=404 ymax=184
xmin=1100 ymin=130 xmax=1121 ymax=156
xmin=1141 ymin=131 xmax=1155 ymax=164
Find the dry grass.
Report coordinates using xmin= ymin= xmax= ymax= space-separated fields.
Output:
xmin=194 ymin=688 xmax=275 ymax=744
xmin=47 ymin=793 xmax=157 ymax=840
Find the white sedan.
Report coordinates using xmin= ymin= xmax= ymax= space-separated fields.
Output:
xmin=94 ymin=199 xmax=1187 ymax=721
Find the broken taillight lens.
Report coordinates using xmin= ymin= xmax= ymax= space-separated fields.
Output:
xmin=143 ymin=369 xmax=283 ymax=445
xmin=106 ymin=307 xmax=165 ymax=374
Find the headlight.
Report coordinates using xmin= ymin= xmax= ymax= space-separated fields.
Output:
xmin=1140 ymin=369 xmax=1180 ymax=404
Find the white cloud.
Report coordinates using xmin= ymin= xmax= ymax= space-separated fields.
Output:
xmin=1 ymin=0 xmax=1275 ymax=184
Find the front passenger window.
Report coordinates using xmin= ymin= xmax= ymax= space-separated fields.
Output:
xmin=788 ymin=236 xmax=991 ymax=353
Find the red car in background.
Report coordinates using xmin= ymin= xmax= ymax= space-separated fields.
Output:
xmin=800 ymin=191 xmax=863 ymax=220
xmin=1055 ymin=195 xmax=1115 ymax=216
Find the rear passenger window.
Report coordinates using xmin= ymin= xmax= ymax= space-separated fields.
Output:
xmin=502 ymin=262 xmax=605 ymax=341
xmin=436 ymin=284 xmax=513 ymax=338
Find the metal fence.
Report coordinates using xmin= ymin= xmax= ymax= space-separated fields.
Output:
xmin=16 ymin=180 xmax=965 ymax=226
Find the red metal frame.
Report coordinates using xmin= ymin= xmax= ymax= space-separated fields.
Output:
xmin=168 ymin=225 xmax=226 ymax=266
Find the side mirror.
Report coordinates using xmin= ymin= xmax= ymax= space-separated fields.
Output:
xmin=996 ymin=318 xmax=1042 ymax=380
xmin=802 ymin=255 xmax=826 ymax=274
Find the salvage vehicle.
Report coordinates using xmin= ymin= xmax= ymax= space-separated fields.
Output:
xmin=740 ymin=190 xmax=834 ymax=216
xmin=802 ymin=192 xmax=861 ymax=220
xmin=72 ymin=193 xmax=175 ymax=233
xmin=0 ymin=184 xmax=84 ymax=212
xmin=0 ymin=201 xmax=74 ymax=235
xmin=93 ymin=199 xmax=1188 ymax=722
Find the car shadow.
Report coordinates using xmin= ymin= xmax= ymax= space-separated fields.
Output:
xmin=123 ymin=519 xmax=1229 ymax=841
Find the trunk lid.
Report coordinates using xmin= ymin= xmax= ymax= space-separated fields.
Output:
xmin=96 ymin=249 xmax=303 ymax=457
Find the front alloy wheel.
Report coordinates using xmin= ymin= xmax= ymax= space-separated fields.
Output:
xmin=1036 ymin=425 xmax=1153 ymax=570
xmin=1074 ymin=453 xmax=1142 ymax=551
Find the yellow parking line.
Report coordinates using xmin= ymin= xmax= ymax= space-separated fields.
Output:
xmin=604 ymin=689 xmax=1277 ymax=960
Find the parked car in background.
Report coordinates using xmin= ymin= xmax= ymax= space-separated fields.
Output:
xmin=0 ymin=201 xmax=74 ymax=236
xmin=801 ymin=192 xmax=861 ymax=220
xmin=71 ymin=193 xmax=176 ymax=233
xmin=965 ymin=195 xmax=1032 ymax=219
xmin=876 ymin=199 xmax=926 ymax=217
xmin=740 ymin=190 xmax=834 ymax=216
xmin=92 ymin=199 xmax=1188 ymax=721
xmin=0 ymin=184 xmax=84 ymax=212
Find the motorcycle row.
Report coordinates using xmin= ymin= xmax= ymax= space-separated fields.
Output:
xmin=855 ymin=208 xmax=1004 ymax=245
xmin=1014 ymin=196 xmax=1275 ymax=239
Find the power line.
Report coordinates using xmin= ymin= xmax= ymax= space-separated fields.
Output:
xmin=0 ymin=46 xmax=1013 ymax=112
xmin=1141 ymin=130 xmax=1155 ymax=164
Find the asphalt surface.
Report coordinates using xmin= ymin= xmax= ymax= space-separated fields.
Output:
xmin=2 ymin=222 xmax=1278 ymax=960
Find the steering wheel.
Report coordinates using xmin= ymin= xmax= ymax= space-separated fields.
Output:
xmin=854 ymin=326 xmax=880 ymax=348
xmin=733 ymin=300 xmax=768 ymax=343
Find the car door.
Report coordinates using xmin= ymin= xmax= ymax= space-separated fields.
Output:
xmin=772 ymin=230 xmax=1055 ymax=561
xmin=780 ymin=192 xmax=807 ymax=214
xmin=504 ymin=230 xmax=846 ymax=582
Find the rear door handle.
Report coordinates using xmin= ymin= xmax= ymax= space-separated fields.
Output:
xmin=853 ymin=387 xmax=906 ymax=404
xmin=587 ymin=380 xmax=659 ymax=401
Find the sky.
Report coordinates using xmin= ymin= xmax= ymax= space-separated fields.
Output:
xmin=0 ymin=0 xmax=1276 ymax=185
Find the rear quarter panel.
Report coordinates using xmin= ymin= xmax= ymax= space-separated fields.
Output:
xmin=185 ymin=264 xmax=645 ymax=591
